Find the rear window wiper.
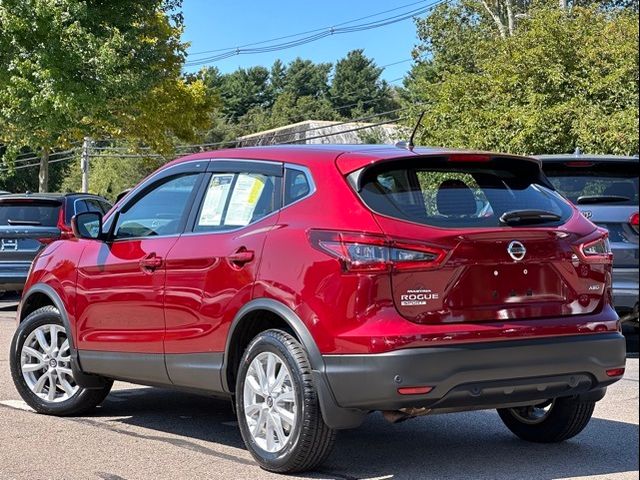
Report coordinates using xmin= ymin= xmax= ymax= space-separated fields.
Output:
xmin=576 ymin=195 xmax=631 ymax=205
xmin=499 ymin=209 xmax=561 ymax=226
xmin=7 ymin=219 xmax=42 ymax=226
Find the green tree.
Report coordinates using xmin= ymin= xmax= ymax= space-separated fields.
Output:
xmin=216 ymin=66 xmax=272 ymax=118
xmin=282 ymin=58 xmax=332 ymax=99
xmin=405 ymin=3 xmax=639 ymax=155
xmin=330 ymin=49 xmax=396 ymax=118
xmin=60 ymin=150 xmax=163 ymax=201
xmin=0 ymin=0 xmax=212 ymax=192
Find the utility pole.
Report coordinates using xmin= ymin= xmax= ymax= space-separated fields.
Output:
xmin=81 ymin=137 xmax=91 ymax=193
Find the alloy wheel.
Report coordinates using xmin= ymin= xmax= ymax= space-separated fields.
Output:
xmin=243 ymin=351 xmax=297 ymax=453
xmin=20 ymin=324 xmax=79 ymax=402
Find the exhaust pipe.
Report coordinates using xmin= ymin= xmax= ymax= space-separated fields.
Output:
xmin=382 ymin=407 xmax=431 ymax=424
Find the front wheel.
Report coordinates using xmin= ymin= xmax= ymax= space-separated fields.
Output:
xmin=10 ymin=306 xmax=113 ymax=416
xmin=236 ymin=329 xmax=335 ymax=473
xmin=498 ymin=396 xmax=595 ymax=443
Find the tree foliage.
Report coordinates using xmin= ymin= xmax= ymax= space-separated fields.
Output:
xmin=405 ymin=2 xmax=639 ymax=155
xmin=199 ymin=51 xmax=399 ymax=142
xmin=0 ymin=0 xmax=213 ymax=191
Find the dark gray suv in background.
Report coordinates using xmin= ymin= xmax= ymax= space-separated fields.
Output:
xmin=538 ymin=153 xmax=639 ymax=330
xmin=0 ymin=192 xmax=111 ymax=293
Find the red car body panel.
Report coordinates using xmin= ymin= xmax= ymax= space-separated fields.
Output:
xmin=20 ymin=146 xmax=619 ymax=359
xmin=163 ymin=214 xmax=279 ymax=354
xmin=75 ymin=237 xmax=178 ymax=353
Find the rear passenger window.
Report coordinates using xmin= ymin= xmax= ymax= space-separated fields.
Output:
xmin=284 ymin=169 xmax=311 ymax=205
xmin=195 ymin=172 xmax=280 ymax=232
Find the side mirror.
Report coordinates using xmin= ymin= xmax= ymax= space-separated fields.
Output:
xmin=71 ymin=212 xmax=103 ymax=240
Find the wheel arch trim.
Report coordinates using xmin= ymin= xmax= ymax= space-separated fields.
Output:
xmin=19 ymin=283 xmax=75 ymax=349
xmin=222 ymin=298 xmax=324 ymax=391
xmin=222 ymin=298 xmax=367 ymax=429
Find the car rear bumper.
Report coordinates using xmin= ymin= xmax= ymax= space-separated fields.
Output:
xmin=320 ymin=333 xmax=626 ymax=416
xmin=0 ymin=262 xmax=30 ymax=291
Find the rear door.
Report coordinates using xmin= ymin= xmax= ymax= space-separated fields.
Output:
xmin=163 ymin=160 xmax=283 ymax=391
xmin=355 ymin=154 xmax=608 ymax=324
xmin=0 ymin=198 xmax=61 ymax=286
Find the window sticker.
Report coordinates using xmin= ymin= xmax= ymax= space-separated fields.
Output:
xmin=198 ymin=174 xmax=234 ymax=226
xmin=225 ymin=174 xmax=266 ymax=226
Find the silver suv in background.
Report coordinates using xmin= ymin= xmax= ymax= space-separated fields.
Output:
xmin=538 ymin=153 xmax=639 ymax=330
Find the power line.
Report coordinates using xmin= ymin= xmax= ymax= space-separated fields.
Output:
xmin=0 ymin=155 xmax=75 ymax=173
xmin=281 ymin=116 xmax=407 ymax=145
xmin=9 ymin=148 xmax=79 ymax=165
xmin=185 ymin=1 xmax=445 ymax=66
xmin=187 ymin=0 xmax=431 ymax=57
xmin=252 ymin=107 xmax=407 ymax=146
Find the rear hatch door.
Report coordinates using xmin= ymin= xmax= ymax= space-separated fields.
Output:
xmin=542 ymin=159 xmax=639 ymax=269
xmin=353 ymin=154 xmax=609 ymax=323
xmin=0 ymin=198 xmax=62 ymax=264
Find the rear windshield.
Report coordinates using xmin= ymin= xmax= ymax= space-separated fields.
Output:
xmin=543 ymin=163 xmax=639 ymax=206
xmin=357 ymin=158 xmax=573 ymax=228
xmin=0 ymin=201 xmax=61 ymax=227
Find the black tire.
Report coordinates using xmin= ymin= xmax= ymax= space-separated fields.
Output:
xmin=10 ymin=306 xmax=113 ymax=416
xmin=236 ymin=329 xmax=336 ymax=473
xmin=498 ymin=396 xmax=595 ymax=443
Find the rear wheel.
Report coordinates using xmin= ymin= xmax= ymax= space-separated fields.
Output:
xmin=10 ymin=306 xmax=112 ymax=416
xmin=498 ymin=396 xmax=595 ymax=443
xmin=236 ymin=329 xmax=335 ymax=473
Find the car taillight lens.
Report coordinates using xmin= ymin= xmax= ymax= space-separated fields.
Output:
xmin=57 ymin=207 xmax=72 ymax=240
xmin=630 ymin=212 xmax=639 ymax=234
xmin=575 ymin=233 xmax=613 ymax=264
xmin=308 ymin=230 xmax=447 ymax=272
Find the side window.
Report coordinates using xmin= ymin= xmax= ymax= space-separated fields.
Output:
xmin=84 ymin=198 xmax=104 ymax=214
xmin=284 ymin=168 xmax=311 ymax=205
xmin=195 ymin=171 xmax=280 ymax=232
xmin=74 ymin=200 xmax=89 ymax=215
xmin=114 ymin=174 xmax=199 ymax=239
xmin=99 ymin=201 xmax=112 ymax=214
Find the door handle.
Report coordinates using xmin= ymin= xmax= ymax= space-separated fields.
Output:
xmin=228 ymin=248 xmax=254 ymax=266
xmin=140 ymin=253 xmax=163 ymax=271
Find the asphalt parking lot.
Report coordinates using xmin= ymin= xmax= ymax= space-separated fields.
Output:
xmin=0 ymin=295 xmax=638 ymax=480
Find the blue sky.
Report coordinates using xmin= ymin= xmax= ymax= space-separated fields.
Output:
xmin=181 ymin=0 xmax=424 ymax=85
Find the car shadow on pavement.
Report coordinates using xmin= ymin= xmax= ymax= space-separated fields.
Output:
xmin=89 ymin=386 xmax=639 ymax=479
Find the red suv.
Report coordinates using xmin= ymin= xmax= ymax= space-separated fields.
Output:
xmin=10 ymin=146 xmax=626 ymax=473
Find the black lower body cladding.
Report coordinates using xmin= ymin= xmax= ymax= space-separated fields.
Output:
xmin=321 ymin=333 xmax=626 ymax=412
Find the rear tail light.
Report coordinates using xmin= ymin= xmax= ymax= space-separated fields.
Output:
xmin=308 ymin=230 xmax=447 ymax=273
xmin=37 ymin=208 xmax=69 ymax=245
xmin=574 ymin=232 xmax=613 ymax=264
xmin=56 ymin=207 xmax=72 ymax=241
xmin=606 ymin=368 xmax=625 ymax=377
xmin=630 ymin=212 xmax=639 ymax=234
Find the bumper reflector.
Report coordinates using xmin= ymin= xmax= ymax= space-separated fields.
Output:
xmin=606 ymin=368 xmax=625 ymax=377
xmin=397 ymin=386 xmax=433 ymax=395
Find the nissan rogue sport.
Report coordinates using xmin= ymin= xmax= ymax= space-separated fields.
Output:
xmin=10 ymin=145 xmax=626 ymax=473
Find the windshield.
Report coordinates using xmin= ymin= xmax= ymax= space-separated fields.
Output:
xmin=544 ymin=167 xmax=639 ymax=206
xmin=358 ymin=158 xmax=573 ymax=228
